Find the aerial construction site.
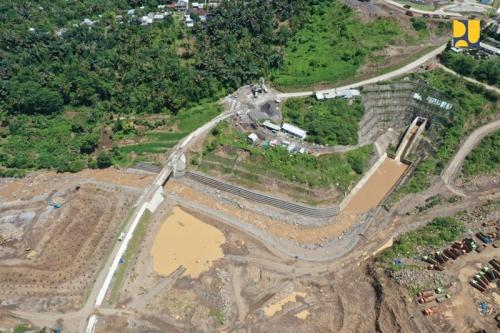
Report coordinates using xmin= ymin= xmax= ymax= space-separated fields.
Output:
xmin=0 ymin=62 xmax=498 ymax=333
xmin=1 ymin=0 xmax=500 ymax=330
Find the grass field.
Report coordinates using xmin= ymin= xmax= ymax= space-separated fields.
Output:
xmin=271 ymin=1 xmax=401 ymax=89
xmin=282 ymin=97 xmax=364 ymax=146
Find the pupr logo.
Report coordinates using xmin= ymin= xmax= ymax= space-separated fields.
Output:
xmin=452 ymin=19 xmax=480 ymax=49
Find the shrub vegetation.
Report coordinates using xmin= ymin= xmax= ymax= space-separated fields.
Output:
xmin=441 ymin=49 xmax=500 ymax=87
xmin=378 ymin=217 xmax=465 ymax=264
xmin=462 ymin=131 xmax=500 ymax=177
xmin=282 ymin=97 xmax=364 ymax=146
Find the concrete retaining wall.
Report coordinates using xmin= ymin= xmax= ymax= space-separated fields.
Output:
xmin=186 ymin=171 xmax=341 ymax=218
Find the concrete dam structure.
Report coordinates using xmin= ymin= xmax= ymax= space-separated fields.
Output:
xmin=359 ymin=81 xmax=452 ymax=145
xmin=183 ymin=81 xmax=442 ymax=218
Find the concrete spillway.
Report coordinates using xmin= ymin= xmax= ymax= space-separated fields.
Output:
xmin=395 ymin=117 xmax=427 ymax=161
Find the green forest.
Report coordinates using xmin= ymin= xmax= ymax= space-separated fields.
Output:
xmin=440 ymin=49 xmax=500 ymax=87
xmin=282 ymin=97 xmax=364 ymax=146
xmin=0 ymin=0 xmax=320 ymax=175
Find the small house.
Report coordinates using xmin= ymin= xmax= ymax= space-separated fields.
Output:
xmin=248 ymin=133 xmax=259 ymax=144
xmin=177 ymin=0 xmax=189 ymax=12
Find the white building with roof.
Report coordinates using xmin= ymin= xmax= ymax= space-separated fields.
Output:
xmin=248 ymin=133 xmax=259 ymax=144
xmin=262 ymin=120 xmax=281 ymax=132
xmin=177 ymin=0 xmax=189 ymax=12
xmin=282 ymin=123 xmax=307 ymax=140
xmin=480 ymin=42 xmax=500 ymax=56
xmin=315 ymin=89 xmax=359 ymax=100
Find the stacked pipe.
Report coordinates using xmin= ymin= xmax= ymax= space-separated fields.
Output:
xmin=422 ymin=255 xmax=444 ymax=271
xmin=469 ymin=260 xmax=500 ymax=292
xmin=416 ymin=290 xmax=434 ymax=304
xmin=489 ymin=259 xmax=500 ymax=275
xmin=476 ymin=230 xmax=499 ymax=245
xmin=423 ymin=239 xmax=477 ymax=270
xmin=422 ymin=305 xmax=438 ymax=316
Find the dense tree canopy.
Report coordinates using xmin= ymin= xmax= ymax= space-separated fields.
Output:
xmin=0 ymin=0 xmax=317 ymax=117
xmin=0 ymin=0 xmax=318 ymax=174
xmin=441 ymin=49 xmax=500 ymax=87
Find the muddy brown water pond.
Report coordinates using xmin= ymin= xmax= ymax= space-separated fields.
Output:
xmin=150 ymin=206 xmax=226 ymax=278
xmin=343 ymin=157 xmax=408 ymax=214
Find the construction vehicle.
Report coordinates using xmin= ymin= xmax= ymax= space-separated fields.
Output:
xmin=48 ymin=199 xmax=61 ymax=208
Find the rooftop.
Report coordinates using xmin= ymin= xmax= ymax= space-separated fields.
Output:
xmin=282 ymin=123 xmax=307 ymax=139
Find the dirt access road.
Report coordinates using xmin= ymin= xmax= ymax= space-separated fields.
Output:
xmin=442 ymin=119 xmax=500 ymax=185
xmin=437 ymin=63 xmax=500 ymax=94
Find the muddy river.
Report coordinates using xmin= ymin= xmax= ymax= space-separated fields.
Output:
xmin=150 ymin=207 xmax=226 ymax=278
xmin=343 ymin=158 xmax=408 ymax=214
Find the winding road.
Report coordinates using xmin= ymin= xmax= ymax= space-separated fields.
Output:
xmin=442 ymin=119 xmax=500 ymax=185
xmin=437 ymin=63 xmax=500 ymax=94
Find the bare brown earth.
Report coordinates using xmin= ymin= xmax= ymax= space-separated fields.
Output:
xmin=165 ymin=179 xmax=355 ymax=244
xmin=0 ymin=169 xmax=147 ymax=313
xmin=96 ymin=168 xmax=498 ymax=333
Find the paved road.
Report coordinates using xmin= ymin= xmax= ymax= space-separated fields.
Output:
xmin=381 ymin=0 xmax=485 ymax=15
xmin=442 ymin=119 xmax=500 ymax=185
xmin=277 ymin=43 xmax=447 ymax=98
xmin=437 ymin=63 xmax=500 ymax=94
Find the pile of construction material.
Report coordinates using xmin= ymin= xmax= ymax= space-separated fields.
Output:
xmin=422 ymin=238 xmax=477 ymax=271
xmin=315 ymin=89 xmax=360 ymax=100
xmin=476 ymin=230 xmax=500 ymax=248
xmin=417 ymin=288 xmax=451 ymax=316
xmin=417 ymin=288 xmax=450 ymax=305
xmin=469 ymin=259 xmax=500 ymax=293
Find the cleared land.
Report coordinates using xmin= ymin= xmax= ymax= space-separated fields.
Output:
xmin=0 ymin=169 xmax=147 ymax=313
